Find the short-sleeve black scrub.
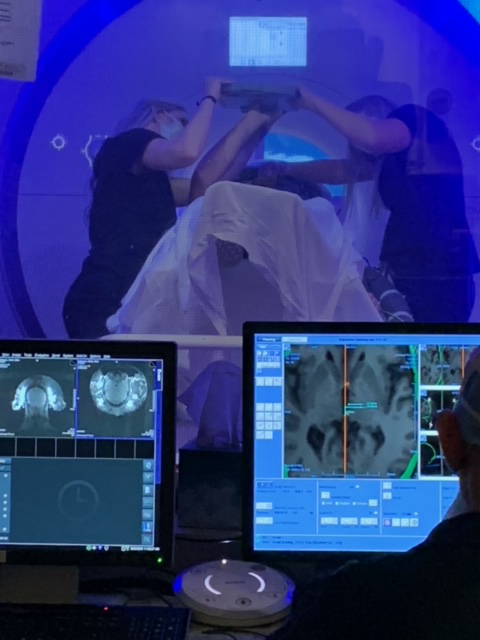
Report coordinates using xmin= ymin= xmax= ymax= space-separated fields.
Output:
xmin=378 ymin=105 xmax=479 ymax=322
xmin=63 ymin=128 xmax=176 ymax=338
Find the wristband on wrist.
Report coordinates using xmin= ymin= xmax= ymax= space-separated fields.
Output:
xmin=196 ymin=95 xmax=217 ymax=106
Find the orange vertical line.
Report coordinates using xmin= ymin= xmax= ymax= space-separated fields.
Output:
xmin=343 ymin=346 xmax=347 ymax=475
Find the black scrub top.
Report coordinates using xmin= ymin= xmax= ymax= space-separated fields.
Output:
xmin=63 ymin=128 xmax=176 ymax=338
xmin=378 ymin=104 xmax=479 ymax=278
xmin=88 ymin=127 xmax=177 ymax=282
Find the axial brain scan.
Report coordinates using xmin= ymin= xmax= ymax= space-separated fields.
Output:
xmin=89 ymin=366 xmax=148 ymax=416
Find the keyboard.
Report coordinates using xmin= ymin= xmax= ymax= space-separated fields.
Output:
xmin=0 ymin=603 xmax=191 ymax=640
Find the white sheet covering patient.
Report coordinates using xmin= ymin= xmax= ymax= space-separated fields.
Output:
xmin=107 ymin=180 xmax=382 ymax=337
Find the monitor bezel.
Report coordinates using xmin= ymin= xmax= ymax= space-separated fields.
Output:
xmin=242 ymin=321 xmax=478 ymax=563
xmin=0 ymin=338 xmax=177 ymax=569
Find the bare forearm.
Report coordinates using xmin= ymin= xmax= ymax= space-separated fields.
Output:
xmin=302 ymin=93 xmax=381 ymax=154
xmin=189 ymin=110 xmax=275 ymax=201
xmin=299 ymin=89 xmax=411 ymax=155
xmin=176 ymin=99 xmax=216 ymax=161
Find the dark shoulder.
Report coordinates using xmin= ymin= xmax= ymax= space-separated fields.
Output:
xmin=93 ymin=128 xmax=161 ymax=176
xmin=388 ymin=104 xmax=450 ymax=142
xmin=103 ymin=128 xmax=160 ymax=157
xmin=303 ymin=552 xmax=419 ymax=602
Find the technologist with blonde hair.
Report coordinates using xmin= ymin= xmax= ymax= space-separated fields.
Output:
xmin=63 ymin=77 xmax=278 ymax=339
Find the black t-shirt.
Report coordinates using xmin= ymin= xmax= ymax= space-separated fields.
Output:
xmin=378 ymin=105 xmax=479 ymax=277
xmin=270 ymin=513 xmax=480 ymax=640
xmin=87 ymin=128 xmax=176 ymax=280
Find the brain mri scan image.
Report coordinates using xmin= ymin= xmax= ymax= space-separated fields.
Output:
xmin=12 ymin=374 xmax=67 ymax=436
xmin=89 ymin=366 xmax=148 ymax=417
xmin=284 ymin=344 xmax=416 ymax=478
xmin=420 ymin=346 xmax=477 ymax=385
xmin=421 ymin=389 xmax=459 ymax=429
xmin=76 ymin=361 xmax=153 ymax=438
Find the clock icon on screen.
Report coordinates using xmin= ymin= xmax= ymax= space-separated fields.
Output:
xmin=57 ymin=480 xmax=99 ymax=521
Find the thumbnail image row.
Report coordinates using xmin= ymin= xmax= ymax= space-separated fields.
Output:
xmin=0 ymin=360 xmax=155 ymax=438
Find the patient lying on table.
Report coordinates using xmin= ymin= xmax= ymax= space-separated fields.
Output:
xmin=107 ymin=170 xmax=382 ymax=338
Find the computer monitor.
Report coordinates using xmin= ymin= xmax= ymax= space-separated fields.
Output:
xmin=243 ymin=322 xmax=478 ymax=560
xmin=0 ymin=339 xmax=176 ymax=569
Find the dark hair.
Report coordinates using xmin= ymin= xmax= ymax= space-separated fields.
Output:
xmin=115 ymin=99 xmax=185 ymax=134
xmin=236 ymin=166 xmax=332 ymax=201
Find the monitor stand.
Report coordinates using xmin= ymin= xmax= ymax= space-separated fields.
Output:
xmin=0 ymin=562 xmax=79 ymax=604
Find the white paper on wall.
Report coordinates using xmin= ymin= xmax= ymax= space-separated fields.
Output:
xmin=0 ymin=0 xmax=42 ymax=82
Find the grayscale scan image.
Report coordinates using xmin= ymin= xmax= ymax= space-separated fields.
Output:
xmin=284 ymin=344 xmax=416 ymax=478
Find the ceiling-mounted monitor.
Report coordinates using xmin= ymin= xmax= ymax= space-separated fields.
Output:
xmin=229 ymin=17 xmax=307 ymax=67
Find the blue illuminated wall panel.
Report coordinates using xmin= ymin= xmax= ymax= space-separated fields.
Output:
xmin=458 ymin=0 xmax=480 ymax=22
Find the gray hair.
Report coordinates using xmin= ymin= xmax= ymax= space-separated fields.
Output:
xmin=115 ymin=99 xmax=185 ymax=134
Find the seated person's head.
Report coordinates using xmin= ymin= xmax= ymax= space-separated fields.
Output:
xmin=236 ymin=166 xmax=332 ymax=202
xmin=437 ymin=348 xmax=480 ymax=514
xmin=116 ymin=100 xmax=188 ymax=138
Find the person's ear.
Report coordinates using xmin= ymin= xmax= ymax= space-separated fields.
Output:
xmin=436 ymin=409 xmax=467 ymax=472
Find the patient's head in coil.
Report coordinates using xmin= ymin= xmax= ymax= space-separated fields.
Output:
xmin=236 ymin=166 xmax=332 ymax=202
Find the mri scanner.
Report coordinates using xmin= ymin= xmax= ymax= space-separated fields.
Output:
xmin=0 ymin=0 xmax=479 ymax=340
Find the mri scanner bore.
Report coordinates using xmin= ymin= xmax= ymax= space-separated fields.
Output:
xmin=66 ymin=87 xmax=479 ymax=337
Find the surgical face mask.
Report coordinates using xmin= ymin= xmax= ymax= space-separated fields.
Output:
xmin=159 ymin=111 xmax=184 ymax=140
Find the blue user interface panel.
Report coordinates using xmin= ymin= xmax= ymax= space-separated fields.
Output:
xmin=0 ymin=348 xmax=165 ymax=553
xmin=252 ymin=331 xmax=477 ymax=553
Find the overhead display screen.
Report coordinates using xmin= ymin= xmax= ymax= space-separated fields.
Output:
xmin=229 ymin=17 xmax=307 ymax=67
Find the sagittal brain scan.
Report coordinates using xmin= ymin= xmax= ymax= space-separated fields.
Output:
xmin=77 ymin=362 xmax=154 ymax=438
xmin=89 ymin=367 xmax=148 ymax=416
xmin=284 ymin=344 xmax=416 ymax=478
xmin=0 ymin=359 xmax=75 ymax=437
